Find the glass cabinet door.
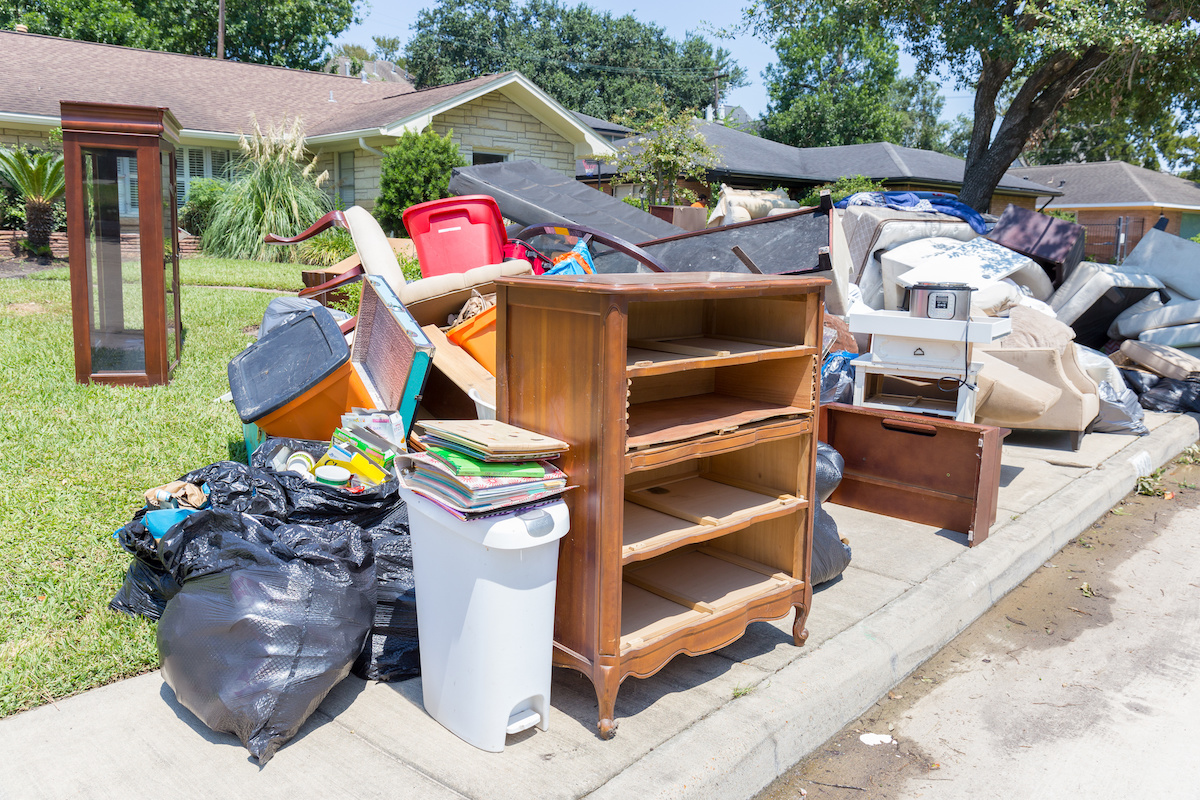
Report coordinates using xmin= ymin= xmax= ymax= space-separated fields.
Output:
xmin=80 ymin=146 xmax=145 ymax=375
xmin=161 ymin=148 xmax=181 ymax=366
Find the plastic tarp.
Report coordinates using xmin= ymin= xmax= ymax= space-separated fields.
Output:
xmin=449 ymin=160 xmax=681 ymax=244
xmin=591 ymin=207 xmax=833 ymax=275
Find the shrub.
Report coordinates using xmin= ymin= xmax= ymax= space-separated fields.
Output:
xmin=296 ymin=228 xmax=357 ymax=266
xmin=374 ymin=127 xmax=467 ymax=236
xmin=179 ymin=178 xmax=229 ymax=238
xmin=797 ymin=175 xmax=884 ymax=207
xmin=0 ymin=148 xmax=66 ymax=252
xmin=202 ymin=117 xmax=331 ymax=263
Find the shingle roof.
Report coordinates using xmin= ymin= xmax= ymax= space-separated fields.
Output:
xmin=791 ymin=139 xmax=1050 ymax=195
xmin=598 ymin=120 xmax=1055 ymax=195
xmin=572 ymin=111 xmax=632 ymax=138
xmin=1008 ymin=161 xmax=1200 ymax=208
xmin=0 ymin=31 xmax=524 ymax=138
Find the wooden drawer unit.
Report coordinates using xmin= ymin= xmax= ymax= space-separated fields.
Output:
xmin=496 ymin=272 xmax=827 ymax=737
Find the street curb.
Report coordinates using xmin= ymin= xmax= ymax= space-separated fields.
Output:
xmin=586 ymin=414 xmax=1200 ymax=800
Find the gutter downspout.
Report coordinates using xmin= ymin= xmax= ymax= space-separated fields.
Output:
xmin=358 ymin=137 xmax=385 ymax=157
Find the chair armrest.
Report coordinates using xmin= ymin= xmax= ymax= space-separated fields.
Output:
xmin=297 ymin=264 xmax=364 ymax=299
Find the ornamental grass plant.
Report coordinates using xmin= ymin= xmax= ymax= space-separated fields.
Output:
xmin=202 ymin=117 xmax=331 ymax=263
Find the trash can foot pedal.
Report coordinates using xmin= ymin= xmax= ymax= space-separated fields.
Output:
xmin=506 ymin=708 xmax=541 ymax=735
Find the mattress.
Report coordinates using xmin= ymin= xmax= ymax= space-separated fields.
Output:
xmin=1050 ymin=262 xmax=1164 ymax=348
xmin=1119 ymin=229 xmax=1200 ymax=301
xmin=1119 ymin=339 xmax=1200 ymax=381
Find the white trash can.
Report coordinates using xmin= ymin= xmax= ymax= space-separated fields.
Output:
xmin=401 ymin=487 xmax=570 ymax=752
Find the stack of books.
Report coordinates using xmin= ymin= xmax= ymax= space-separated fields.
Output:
xmin=399 ymin=420 xmax=571 ymax=519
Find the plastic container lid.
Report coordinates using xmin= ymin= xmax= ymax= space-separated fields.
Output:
xmin=227 ymin=308 xmax=349 ymax=423
xmin=315 ymin=465 xmax=352 ymax=486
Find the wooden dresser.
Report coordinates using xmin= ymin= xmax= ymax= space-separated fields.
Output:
xmin=496 ymin=272 xmax=827 ymax=737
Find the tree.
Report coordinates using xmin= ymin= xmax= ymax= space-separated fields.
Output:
xmin=374 ymin=127 xmax=468 ymax=236
xmin=2 ymin=0 xmax=362 ymax=70
xmin=892 ymin=78 xmax=952 ymax=153
xmin=743 ymin=0 xmax=1200 ymax=211
xmin=1023 ymin=88 xmax=1200 ymax=173
xmin=371 ymin=35 xmax=403 ymax=64
xmin=602 ymin=99 xmax=720 ymax=206
xmin=0 ymin=149 xmax=65 ymax=254
xmin=761 ymin=15 xmax=907 ymax=148
xmin=403 ymin=0 xmax=747 ymax=119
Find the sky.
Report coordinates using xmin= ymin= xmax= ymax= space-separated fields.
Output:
xmin=334 ymin=0 xmax=975 ymax=123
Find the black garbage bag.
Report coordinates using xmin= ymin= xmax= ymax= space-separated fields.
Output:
xmin=820 ymin=351 xmax=857 ymax=405
xmin=815 ymin=441 xmax=845 ymax=503
xmin=109 ymin=557 xmax=181 ymax=620
xmin=811 ymin=499 xmax=852 ymax=586
xmin=352 ymin=520 xmax=420 ymax=682
xmin=179 ymin=460 xmax=289 ymax=519
xmin=1092 ymin=381 xmax=1150 ymax=435
xmin=157 ymin=509 xmax=375 ymax=765
xmin=1120 ymin=367 xmax=1161 ymax=396
xmin=251 ymin=438 xmax=403 ymax=529
xmin=811 ymin=442 xmax=851 ymax=585
xmin=1138 ymin=375 xmax=1200 ymax=413
xmin=111 ymin=515 xmax=180 ymax=620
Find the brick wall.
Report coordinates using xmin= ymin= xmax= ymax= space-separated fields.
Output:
xmin=1075 ymin=207 xmax=1177 ymax=249
xmin=1 ymin=230 xmax=201 ymax=260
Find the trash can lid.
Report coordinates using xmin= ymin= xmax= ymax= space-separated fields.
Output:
xmin=227 ymin=307 xmax=350 ymax=423
xmin=401 ymin=488 xmax=570 ymax=550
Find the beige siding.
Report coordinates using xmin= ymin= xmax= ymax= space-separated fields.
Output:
xmin=0 ymin=126 xmax=51 ymax=148
xmin=431 ymin=93 xmax=576 ymax=175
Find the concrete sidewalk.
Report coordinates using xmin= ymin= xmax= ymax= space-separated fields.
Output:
xmin=2 ymin=412 xmax=1197 ymax=800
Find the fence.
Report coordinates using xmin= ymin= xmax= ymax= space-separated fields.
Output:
xmin=1080 ymin=217 xmax=1145 ymax=264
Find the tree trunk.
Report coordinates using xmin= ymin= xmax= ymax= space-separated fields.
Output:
xmin=25 ymin=201 xmax=53 ymax=253
xmin=959 ymin=47 xmax=1110 ymax=212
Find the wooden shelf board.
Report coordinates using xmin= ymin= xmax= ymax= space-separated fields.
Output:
xmin=626 ymin=395 xmax=807 ymax=449
xmin=625 ymin=417 xmax=812 ymax=473
xmin=621 ymin=497 xmax=801 ymax=564
xmin=620 ymin=549 xmax=802 ymax=652
xmin=626 ymin=475 xmax=798 ymax=527
xmin=626 ymin=337 xmax=816 ymax=376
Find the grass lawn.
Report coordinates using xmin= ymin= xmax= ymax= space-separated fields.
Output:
xmin=0 ymin=256 xmax=303 ymax=717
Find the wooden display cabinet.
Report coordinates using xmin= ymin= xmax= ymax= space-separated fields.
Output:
xmin=61 ymin=101 xmax=182 ymax=386
xmin=496 ymin=272 xmax=827 ymax=737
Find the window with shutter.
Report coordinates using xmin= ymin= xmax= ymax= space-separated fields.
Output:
xmin=338 ymin=151 xmax=355 ymax=207
xmin=211 ymin=149 xmax=231 ymax=180
xmin=118 ymin=155 xmax=138 ymax=214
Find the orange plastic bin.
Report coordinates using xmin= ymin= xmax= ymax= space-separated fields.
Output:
xmin=447 ymin=305 xmax=497 ymax=376
xmin=402 ymin=195 xmax=507 ymax=278
xmin=228 ymin=308 xmax=374 ymax=442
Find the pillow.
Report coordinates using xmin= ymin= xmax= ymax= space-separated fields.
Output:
xmin=999 ymin=304 xmax=1075 ymax=353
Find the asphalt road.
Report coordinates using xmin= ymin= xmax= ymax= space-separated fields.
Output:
xmin=759 ymin=458 xmax=1200 ymax=799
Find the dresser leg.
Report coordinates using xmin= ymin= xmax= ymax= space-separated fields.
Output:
xmin=595 ymin=664 xmax=621 ymax=739
xmin=792 ymin=600 xmax=811 ymax=646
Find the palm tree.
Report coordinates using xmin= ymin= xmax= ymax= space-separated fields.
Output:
xmin=0 ymin=149 xmax=66 ymax=254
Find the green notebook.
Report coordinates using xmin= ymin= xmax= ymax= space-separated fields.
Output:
xmin=426 ymin=445 xmax=546 ymax=478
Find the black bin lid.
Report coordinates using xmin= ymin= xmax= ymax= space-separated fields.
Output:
xmin=227 ymin=307 xmax=350 ymax=423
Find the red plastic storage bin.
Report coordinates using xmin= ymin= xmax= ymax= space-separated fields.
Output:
xmin=402 ymin=195 xmax=507 ymax=278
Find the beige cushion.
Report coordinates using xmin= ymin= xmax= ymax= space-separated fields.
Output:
xmin=974 ymin=350 xmax=1063 ymax=424
xmin=400 ymin=260 xmax=533 ymax=327
xmin=999 ymin=305 xmax=1074 ymax=353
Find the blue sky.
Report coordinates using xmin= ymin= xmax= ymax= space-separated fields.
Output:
xmin=335 ymin=0 xmax=974 ymax=122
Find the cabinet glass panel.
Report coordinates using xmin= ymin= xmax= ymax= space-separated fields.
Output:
xmin=161 ymin=150 xmax=178 ymax=363
xmin=81 ymin=147 xmax=144 ymax=374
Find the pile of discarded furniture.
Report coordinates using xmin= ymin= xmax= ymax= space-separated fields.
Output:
xmin=109 ymin=163 xmax=1200 ymax=763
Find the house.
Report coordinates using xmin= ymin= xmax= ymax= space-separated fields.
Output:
xmin=1009 ymin=161 xmax=1200 ymax=258
xmin=587 ymin=118 xmax=1059 ymax=213
xmin=0 ymin=30 xmax=613 ymax=218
